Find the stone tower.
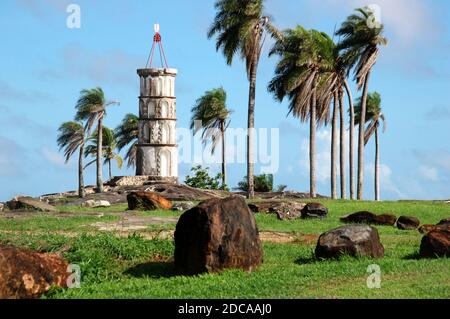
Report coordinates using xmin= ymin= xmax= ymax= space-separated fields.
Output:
xmin=135 ymin=67 xmax=178 ymax=183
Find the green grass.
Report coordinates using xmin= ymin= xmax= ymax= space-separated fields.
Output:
xmin=0 ymin=200 xmax=448 ymax=299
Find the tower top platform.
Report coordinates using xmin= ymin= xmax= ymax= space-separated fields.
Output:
xmin=137 ymin=68 xmax=178 ymax=77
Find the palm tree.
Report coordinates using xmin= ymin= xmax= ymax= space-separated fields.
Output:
xmin=57 ymin=121 xmax=86 ymax=198
xmin=336 ymin=7 xmax=387 ymax=200
xmin=115 ymin=113 xmax=139 ymax=170
xmin=354 ymin=92 xmax=386 ymax=201
xmin=268 ymin=27 xmax=334 ymax=198
xmin=208 ymin=0 xmax=280 ymax=198
xmin=75 ymin=87 xmax=119 ymax=193
xmin=190 ymin=87 xmax=232 ymax=186
xmin=85 ymin=126 xmax=123 ymax=181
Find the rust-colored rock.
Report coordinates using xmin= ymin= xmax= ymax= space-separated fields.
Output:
xmin=397 ymin=216 xmax=420 ymax=230
xmin=127 ymin=191 xmax=172 ymax=211
xmin=419 ymin=229 xmax=450 ymax=258
xmin=174 ymin=196 xmax=263 ymax=275
xmin=340 ymin=211 xmax=397 ymax=226
xmin=418 ymin=224 xmax=449 ymax=234
xmin=0 ymin=245 xmax=69 ymax=299
xmin=315 ymin=225 xmax=384 ymax=259
xmin=301 ymin=202 xmax=328 ymax=219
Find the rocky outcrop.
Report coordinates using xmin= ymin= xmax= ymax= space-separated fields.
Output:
xmin=340 ymin=211 xmax=397 ymax=226
xmin=0 ymin=245 xmax=69 ymax=299
xmin=174 ymin=196 xmax=263 ymax=275
xmin=301 ymin=203 xmax=328 ymax=219
xmin=396 ymin=216 xmax=420 ymax=230
xmin=247 ymin=201 xmax=305 ymax=220
xmin=81 ymin=200 xmax=111 ymax=208
xmin=6 ymin=196 xmax=58 ymax=213
xmin=419 ymin=230 xmax=450 ymax=258
xmin=127 ymin=192 xmax=172 ymax=211
xmin=315 ymin=225 xmax=384 ymax=259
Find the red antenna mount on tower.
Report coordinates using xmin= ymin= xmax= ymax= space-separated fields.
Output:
xmin=146 ymin=23 xmax=169 ymax=69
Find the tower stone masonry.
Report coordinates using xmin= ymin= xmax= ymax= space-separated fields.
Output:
xmin=135 ymin=67 xmax=178 ymax=184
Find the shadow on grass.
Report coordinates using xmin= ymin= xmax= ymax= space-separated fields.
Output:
xmin=124 ymin=261 xmax=176 ymax=279
xmin=294 ymin=256 xmax=319 ymax=265
xmin=402 ymin=252 xmax=422 ymax=260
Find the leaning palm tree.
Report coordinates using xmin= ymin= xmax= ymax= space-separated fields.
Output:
xmin=75 ymin=87 xmax=119 ymax=193
xmin=336 ymin=7 xmax=388 ymax=200
xmin=354 ymin=92 xmax=386 ymax=201
xmin=208 ymin=0 xmax=280 ymax=198
xmin=85 ymin=126 xmax=123 ymax=181
xmin=115 ymin=113 xmax=139 ymax=169
xmin=268 ymin=27 xmax=334 ymax=198
xmin=190 ymin=87 xmax=232 ymax=186
xmin=57 ymin=121 xmax=86 ymax=198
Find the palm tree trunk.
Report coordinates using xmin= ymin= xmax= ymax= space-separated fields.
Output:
xmin=97 ymin=118 xmax=104 ymax=193
xmin=221 ymin=120 xmax=227 ymax=187
xmin=246 ymin=54 xmax=258 ymax=199
xmin=339 ymin=89 xmax=346 ymax=199
xmin=375 ymin=126 xmax=380 ymax=201
xmin=344 ymin=79 xmax=355 ymax=200
xmin=108 ymin=159 xmax=112 ymax=181
xmin=357 ymin=70 xmax=371 ymax=200
xmin=331 ymin=91 xmax=338 ymax=199
xmin=78 ymin=144 xmax=85 ymax=198
xmin=310 ymin=90 xmax=317 ymax=198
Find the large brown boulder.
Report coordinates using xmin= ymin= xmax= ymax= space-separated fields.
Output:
xmin=419 ymin=230 xmax=450 ymax=258
xmin=127 ymin=192 xmax=172 ymax=211
xmin=315 ymin=225 xmax=384 ymax=259
xmin=418 ymin=224 xmax=449 ymax=234
xmin=397 ymin=216 xmax=420 ymax=230
xmin=174 ymin=196 xmax=263 ymax=275
xmin=301 ymin=202 xmax=328 ymax=219
xmin=340 ymin=211 xmax=397 ymax=226
xmin=6 ymin=196 xmax=58 ymax=213
xmin=0 ymin=245 xmax=69 ymax=299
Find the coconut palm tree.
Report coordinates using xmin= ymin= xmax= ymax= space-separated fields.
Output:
xmin=115 ymin=113 xmax=139 ymax=169
xmin=75 ymin=87 xmax=119 ymax=193
xmin=316 ymin=36 xmax=356 ymax=200
xmin=268 ymin=27 xmax=334 ymax=198
xmin=57 ymin=121 xmax=86 ymax=198
xmin=354 ymin=92 xmax=386 ymax=201
xmin=208 ymin=0 xmax=280 ymax=198
xmin=336 ymin=7 xmax=387 ymax=200
xmin=84 ymin=126 xmax=123 ymax=181
xmin=190 ymin=87 xmax=232 ymax=187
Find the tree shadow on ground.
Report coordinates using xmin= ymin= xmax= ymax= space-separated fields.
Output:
xmin=124 ymin=261 xmax=177 ymax=279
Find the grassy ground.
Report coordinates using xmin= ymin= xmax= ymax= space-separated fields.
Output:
xmin=0 ymin=199 xmax=448 ymax=299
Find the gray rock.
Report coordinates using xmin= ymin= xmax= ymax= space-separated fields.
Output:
xmin=0 ymin=203 xmax=4 ymax=212
xmin=172 ymin=202 xmax=195 ymax=212
xmin=81 ymin=200 xmax=111 ymax=208
xmin=315 ymin=225 xmax=384 ymax=259
xmin=270 ymin=202 xmax=305 ymax=220
xmin=301 ymin=202 xmax=328 ymax=219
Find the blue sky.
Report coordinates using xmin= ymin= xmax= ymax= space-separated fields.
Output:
xmin=0 ymin=0 xmax=449 ymax=201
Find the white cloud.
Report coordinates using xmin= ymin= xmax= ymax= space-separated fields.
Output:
xmin=365 ymin=162 xmax=405 ymax=199
xmin=41 ymin=146 xmax=68 ymax=168
xmin=418 ymin=165 xmax=440 ymax=182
